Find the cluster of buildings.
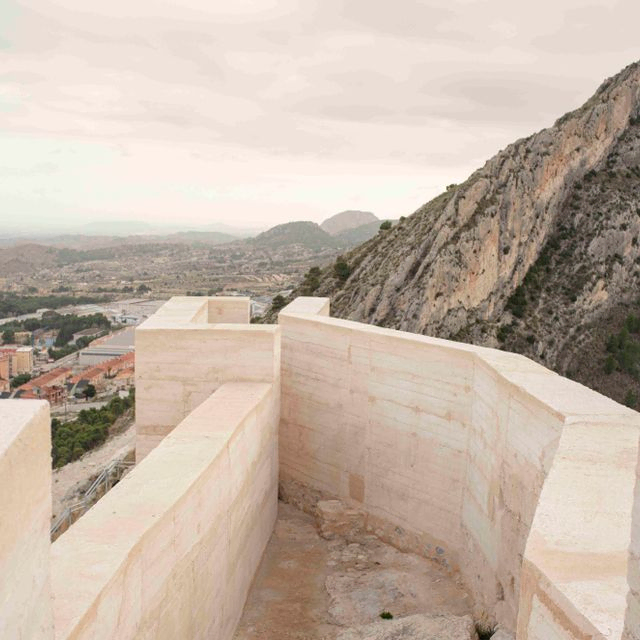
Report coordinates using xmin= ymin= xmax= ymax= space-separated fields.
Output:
xmin=5 ymin=351 xmax=134 ymax=405
xmin=11 ymin=366 xmax=70 ymax=404
xmin=0 ymin=345 xmax=34 ymax=393
xmin=67 ymin=351 xmax=135 ymax=398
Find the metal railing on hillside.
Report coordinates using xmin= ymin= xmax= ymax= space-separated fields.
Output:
xmin=51 ymin=458 xmax=135 ymax=540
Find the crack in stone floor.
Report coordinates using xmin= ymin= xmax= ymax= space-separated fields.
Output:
xmin=233 ymin=502 xmax=474 ymax=640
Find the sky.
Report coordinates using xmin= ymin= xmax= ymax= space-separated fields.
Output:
xmin=1 ymin=0 xmax=640 ymax=234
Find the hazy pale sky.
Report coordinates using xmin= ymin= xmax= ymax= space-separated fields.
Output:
xmin=1 ymin=0 xmax=639 ymax=232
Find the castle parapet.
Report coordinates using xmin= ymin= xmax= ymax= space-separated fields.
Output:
xmin=135 ymin=296 xmax=280 ymax=459
xmin=0 ymin=400 xmax=53 ymax=639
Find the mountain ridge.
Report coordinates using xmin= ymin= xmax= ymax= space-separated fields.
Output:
xmin=301 ymin=61 xmax=640 ymax=405
xmin=320 ymin=210 xmax=378 ymax=235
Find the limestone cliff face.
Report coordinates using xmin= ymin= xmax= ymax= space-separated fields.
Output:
xmin=310 ymin=62 xmax=640 ymax=402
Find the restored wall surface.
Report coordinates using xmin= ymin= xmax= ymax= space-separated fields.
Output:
xmin=626 ymin=438 xmax=640 ymax=640
xmin=135 ymin=297 xmax=280 ymax=459
xmin=51 ymin=381 xmax=279 ymax=640
xmin=519 ymin=421 xmax=639 ymax=640
xmin=279 ymin=309 xmax=473 ymax=561
xmin=188 ymin=297 xmax=250 ymax=324
xmin=2 ymin=294 xmax=638 ymax=640
xmin=0 ymin=400 xmax=53 ymax=640
xmin=279 ymin=298 xmax=640 ymax=636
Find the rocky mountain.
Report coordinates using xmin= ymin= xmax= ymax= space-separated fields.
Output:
xmin=303 ymin=61 xmax=640 ymax=406
xmin=321 ymin=210 xmax=378 ymax=235
xmin=332 ymin=221 xmax=389 ymax=246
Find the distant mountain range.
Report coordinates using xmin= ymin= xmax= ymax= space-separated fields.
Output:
xmin=250 ymin=212 xmax=392 ymax=251
xmin=0 ymin=220 xmax=261 ymax=242
xmin=0 ymin=210 xmax=390 ymax=253
xmin=320 ymin=210 xmax=378 ymax=235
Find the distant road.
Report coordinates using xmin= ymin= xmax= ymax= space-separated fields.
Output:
xmin=51 ymin=399 xmax=110 ymax=419
xmin=39 ymin=351 xmax=80 ymax=373
xmin=0 ymin=297 xmax=165 ymax=327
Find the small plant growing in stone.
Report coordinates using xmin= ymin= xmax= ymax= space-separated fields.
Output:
xmin=379 ymin=611 xmax=393 ymax=620
xmin=475 ymin=624 xmax=494 ymax=640
xmin=625 ymin=389 xmax=638 ymax=408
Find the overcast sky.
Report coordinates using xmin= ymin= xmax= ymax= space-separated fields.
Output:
xmin=1 ymin=0 xmax=639 ymax=233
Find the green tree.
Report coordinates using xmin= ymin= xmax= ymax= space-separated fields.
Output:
xmin=83 ymin=384 xmax=97 ymax=400
xmin=137 ymin=284 xmax=151 ymax=294
xmin=51 ymin=389 xmax=135 ymax=467
xmin=271 ymin=295 xmax=287 ymax=312
xmin=334 ymin=257 xmax=352 ymax=283
xmin=379 ymin=220 xmax=392 ymax=231
xmin=10 ymin=373 xmax=31 ymax=389
xmin=2 ymin=328 xmax=15 ymax=344
xmin=301 ymin=266 xmax=321 ymax=295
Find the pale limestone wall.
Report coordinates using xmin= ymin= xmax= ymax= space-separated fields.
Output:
xmin=207 ymin=297 xmax=251 ymax=323
xmin=463 ymin=355 xmax=565 ymax=629
xmin=51 ymin=382 xmax=279 ymax=640
xmin=519 ymin=422 xmax=639 ymax=640
xmin=0 ymin=400 xmax=53 ymax=640
xmin=2 ymin=293 xmax=636 ymax=640
xmin=279 ymin=309 xmax=473 ymax=560
xmin=625 ymin=436 xmax=640 ymax=640
xmin=135 ymin=297 xmax=280 ymax=459
xmin=279 ymin=298 xmax=640 ymax=636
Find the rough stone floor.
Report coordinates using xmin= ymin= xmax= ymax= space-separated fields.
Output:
xmin=233 ymin=502 xmax=474 ymax=640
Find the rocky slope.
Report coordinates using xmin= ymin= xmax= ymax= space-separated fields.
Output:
xmin=305 ymin=61 xmax=640 ymax=405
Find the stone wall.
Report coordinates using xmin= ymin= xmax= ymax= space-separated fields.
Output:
xmin=0 ymin=400 xmax=53 ymax=639
xmin=278 ymin=298 xmax=640 ymax=636
xmin=51 ymin=381 xmax=279 ymax=640
xmin=135 ymin=297 xmax=280 ymax=459
xmin=2 ymin=294 xmax=639 ymax=640
xmin=519 ymin=421 xmax=638 ymax=640
xmin=626 ymin=436 xmax=640 ymax=640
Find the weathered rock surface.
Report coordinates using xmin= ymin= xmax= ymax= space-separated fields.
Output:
xmin=335 ymin=613 xmax=477 ymax=640
xmin=316 ymin=499 xmax=367 ymax=541
xmin=234 ymin=502 xmax=473 ymax=640
xmin=308 ymin=61 xmax=640 ymax=405
xmin=325 ymin=538 xmax=472 ymax=627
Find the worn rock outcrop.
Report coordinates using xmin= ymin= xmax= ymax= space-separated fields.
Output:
xmin=310 ymin=61 xmax=640 ymax=404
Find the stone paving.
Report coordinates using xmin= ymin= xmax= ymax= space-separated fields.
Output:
xmin=233 ymin=502 xmax=474 ymax=640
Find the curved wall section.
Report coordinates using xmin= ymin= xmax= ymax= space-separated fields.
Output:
xmin=278 ymin=298 xmax=640 ymax=637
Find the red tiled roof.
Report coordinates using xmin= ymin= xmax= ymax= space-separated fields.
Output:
xmin=25 ymin=367 xmax=71 ymax=388
xmin=96 ymin=351 xmax=135 ymax=372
